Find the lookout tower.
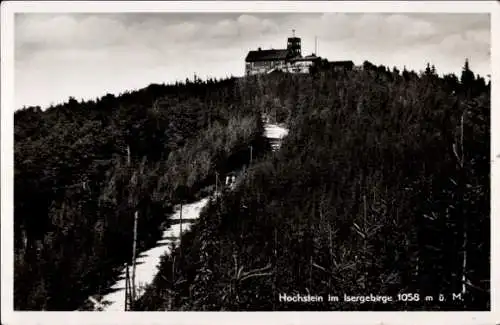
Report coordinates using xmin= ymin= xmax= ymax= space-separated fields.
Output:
xmin=287 ymin=29 xmax=301 ymax=58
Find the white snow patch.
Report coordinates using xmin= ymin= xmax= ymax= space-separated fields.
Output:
xmin=264 ymin=123 xmax=289 ymax=151
xmin=90 ymin=197 xmax=210 ymax=311
xmin=264 ymin=124 xmax=289 ymax=140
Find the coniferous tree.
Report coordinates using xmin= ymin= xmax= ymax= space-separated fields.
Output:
xmin=461 ymin=58 xmax=475 ymax=97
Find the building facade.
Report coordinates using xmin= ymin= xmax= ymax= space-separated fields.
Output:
xmin=245 ymin=33 xmax=352 ymax=76
xmin=245 ymin=33 xmax=308 ymax=76
xmin=245 ymin=48 xmax=290 ymax=75
xmin=286 ymin=55 xmax=321 ymax=73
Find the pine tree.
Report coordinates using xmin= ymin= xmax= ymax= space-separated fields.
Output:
xmin=460 ymin=58 xmax=475 ymax=97
xmin=425 ymin=63 xmax=432 ymax=76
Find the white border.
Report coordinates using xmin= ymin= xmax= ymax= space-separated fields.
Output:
xmin=1 ymin=1 xmax=498 ymax=325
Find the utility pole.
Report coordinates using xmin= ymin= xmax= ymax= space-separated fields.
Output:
xmin=125 ymin=143 xmax=133 ymax=311
xmin=179 ymin=202 xmax=183 ymax=257
xmin=127 ymin=145 xmax=131 ymax=165
xmin=125 ymin=262 xmax=131 ymax=310
xmin=315 ymin=36 xmax=317 ymax=55
xmin=131 ymin=210 xmax=139 ymax=304
xmin=215 ymin=171 xmax=218 ymax=196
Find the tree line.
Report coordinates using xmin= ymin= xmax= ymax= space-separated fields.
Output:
xmin=134 ymin=59 xmax=490 ymax=311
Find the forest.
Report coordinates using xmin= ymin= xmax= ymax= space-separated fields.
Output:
xmin=14 ymin=76 xmax=269 ymax=310
xmin=14 ymin=59 xmax=490 ymax=311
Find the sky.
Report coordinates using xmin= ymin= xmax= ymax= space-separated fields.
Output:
xmin=14 ymin=12 xmax=491 ymax=109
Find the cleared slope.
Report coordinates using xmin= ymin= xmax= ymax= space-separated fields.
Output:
xmin=87 ymin=198 xmax=210 ymax=311
xmin=88 ymin=120 xmax=288 ymax=311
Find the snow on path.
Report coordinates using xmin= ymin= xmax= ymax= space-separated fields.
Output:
xmin=264 ymin=123 xmax=289 ymax=151
xmin=93 ymin=197 xmax=210 ymax=311
xmin=87 ymin=121 xmax=289 ymax=311
xmin=264 ymin=124 xmax=288 ymax=139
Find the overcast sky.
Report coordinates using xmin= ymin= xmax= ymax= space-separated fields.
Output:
xmin=14 ymin=12 xmax=490 ymax=109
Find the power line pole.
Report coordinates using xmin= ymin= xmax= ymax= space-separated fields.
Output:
xmin=131 ymin=210 xmax=138 ymax=304
xmin=249 ymin=145 xmax=253 ymax=165
xmin=127 ymin=145 xmax=131 ymax=165
xmin=215 ymin=171 xmax=218 ymax=196
xmin=125 ymin=144 xmax=133 ymax=311
xmin=125 ymin=262 xmax=131 ymax=310
xmin=179 ymin=202 xmax=183 ymax=257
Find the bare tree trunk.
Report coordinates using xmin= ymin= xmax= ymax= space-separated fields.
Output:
xmin=460 ymin=113 xmax=467 ymax=297
xmin=363 ymin=194 xmax=367 ymax=289
xmin=273 ymin=227 xmax=277 ymax=311
xmin=215 ymin=172 xmax=218 ymax=196
xmin=328 ymin=224 xmax=333 ymax=290
xmin=462 ymin=217 xmax=467 ymax=296
xmin=309 ymin=256 xmax=313 ymax=290
xmin=127 ymin=145 xmax=131 ymax=165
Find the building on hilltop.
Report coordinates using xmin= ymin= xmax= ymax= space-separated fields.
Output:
xmin=245 ymin=48 xmax=290 ymax=75
xmin=245 ymin=30 xmax=318 ymax=76
xmin=244 ymin=31 xmax=352 ymax=76
xmin=288 ymin=54 xmax=321 ymax=74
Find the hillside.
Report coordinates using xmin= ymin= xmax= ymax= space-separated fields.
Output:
xmin=14 ymin=76 xmax=270 ymax=310
xmin=14 ymin=60 xmax=490 ymax=311
xmin=134 ymin=62 xmax=490 ymax=311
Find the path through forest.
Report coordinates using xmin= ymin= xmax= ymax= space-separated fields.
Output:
xmin=94 ymin=198 xmax=209 ymax=311
xmin=264 ymin=123 xmax=289 ymax=151
xmin=85 ymin=118 xmax=289 ymax=311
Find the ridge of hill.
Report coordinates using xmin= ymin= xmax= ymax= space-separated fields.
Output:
xmin=14 ymin=60 xmax=490 ymax=311
xmin=14 ymin=76 xmax=270 ymax=310
xmin=134 ymin=61 xmax=490 ymax=311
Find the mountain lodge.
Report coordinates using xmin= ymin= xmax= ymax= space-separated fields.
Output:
xmin=244 ymin=31 xmax=354 ymax=75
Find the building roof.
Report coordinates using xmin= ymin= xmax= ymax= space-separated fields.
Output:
xmin=329 ymin=60 xmax=354 ymax=66
xmin=291 ymin=54 xmax=321 ymax=62
xmin=245 ymin=49 xmax=289 ymax=62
